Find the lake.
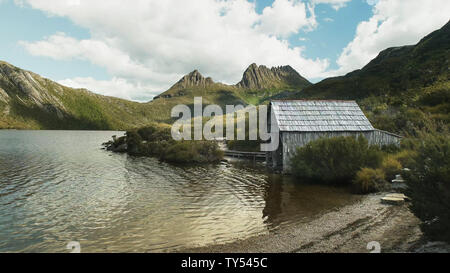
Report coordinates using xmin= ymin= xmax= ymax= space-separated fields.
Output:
xmin=0 ymin=130 xmax=360 ymax=252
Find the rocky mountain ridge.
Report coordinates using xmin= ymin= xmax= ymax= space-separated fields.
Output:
xmin=154 ymin=63 xmax=311 ymax=100
xmin=236 ymin=63 xmax=310 ymax=90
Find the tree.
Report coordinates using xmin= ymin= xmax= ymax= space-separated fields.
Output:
xmin=405 ymin=133 xmax=450 ymax=242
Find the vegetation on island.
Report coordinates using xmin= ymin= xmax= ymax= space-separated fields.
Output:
xmin=104 ymin=123 xmax=223 ymax=164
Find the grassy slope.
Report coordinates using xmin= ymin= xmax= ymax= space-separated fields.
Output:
xmin=0 ymin=72 xmax=154 ymax=130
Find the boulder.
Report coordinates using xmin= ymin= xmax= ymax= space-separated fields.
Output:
xmin=113 ymin=143 xmax=128 ymax=153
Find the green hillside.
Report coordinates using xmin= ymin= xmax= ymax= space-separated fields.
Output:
xmin=287 ymin=21 xmax=450 ymax=135
xmin=0 ymin=61 xmax=157 ymax=130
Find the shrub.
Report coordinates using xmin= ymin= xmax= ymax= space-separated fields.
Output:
xmin=137 ymin=123 xmax=172 ymax=142
xmin=195 ymin=141 xmax=224 ymax=162
xmin=142 ymin=140 xmax=173 ymax=158
xmin=393 ymin=150 xmax=417 ymax=168
xmin=419 ymin=88 xmax=450 ymax=106
xmin=371 ymin=114 xmax=398 ymax=134
xmin=400 ymin=137 xmax=420 ymax=151
xmin=405 ymin=133 xmax=450 ymax=242
xmin=291 ymin=135 xmax=383 ymax=185
xmin=381 ymin=144 xmax=401 ymax=154
xmin=394 ymin=108 xmax=427 ymax=135
xmin=111 ymin=123 xmax=224 ymax=164
xmin=227 ymin=139 xmax=261 ymax=152
xmin=126 ymin=130 xmax=143 ymax=155
xmin=162 ymin=141 xmax=196 ymax=163
xmin=352 ymin=168 xmax=387 ymax=194
xmin=226 ymin=114 xmax=262 ymax=152
xmin=381 ymin=156 xmax=403 ymax=181
xmin=162 ymin=141 xmax=223 ymax=163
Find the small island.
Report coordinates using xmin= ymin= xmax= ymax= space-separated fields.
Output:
xmin=103 ymin=123 xmax=224 ymax=164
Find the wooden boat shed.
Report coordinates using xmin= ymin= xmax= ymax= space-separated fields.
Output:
xmin=267 ymin=100 xmax=401 ymax=173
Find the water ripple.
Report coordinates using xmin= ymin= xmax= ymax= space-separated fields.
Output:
xmin=0 ymin=130 xmax=359 ymax=252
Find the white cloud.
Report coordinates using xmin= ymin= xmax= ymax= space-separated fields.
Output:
xmin=258 ymin=0 xmax=316 ymax=37
xmin=20 ymin=0 xmax=448 ymax=100
xmin=58 ymin=77 xmax=153 ymax=102
xmin=17 ymin=0 xmax=330 ymax=101
xmin=311 ymin=0 xmax=352 ymax=10
xmin=20 ymin=32 xmax=152 ymax=79
xmin=366 ymin=0 xmax=379 ymax=6
xmin=333 ymin=0 xmax=450 ymax=76
xmin=20 ymin=32 xmax=176 ymax=98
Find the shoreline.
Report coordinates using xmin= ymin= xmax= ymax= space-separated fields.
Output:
xmin=180 ymin=193 xmax=425 ymax=253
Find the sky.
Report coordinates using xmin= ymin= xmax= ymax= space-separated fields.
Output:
xmin=0 ymin=0 xmax=449 ymax=102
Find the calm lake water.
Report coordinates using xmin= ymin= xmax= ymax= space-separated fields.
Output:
xmin=0 ymin=130 xmax=360 ymax=252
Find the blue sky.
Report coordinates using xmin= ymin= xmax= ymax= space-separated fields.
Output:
xmin=0 ymin=0 xmax=448 ymax=101
xmin=256 ymin=0 xmax=373 ymax=71
xmin=0 ymin=1 xmax=108 ymax=80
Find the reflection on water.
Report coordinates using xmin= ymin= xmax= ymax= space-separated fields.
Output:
xmin=0 ymin=130 xmax=360 ymax=252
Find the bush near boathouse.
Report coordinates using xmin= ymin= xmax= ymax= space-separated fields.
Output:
xmin=405 ymin=132 xmax=450 ymax=243
xmin=291 ymin=135 xmax=384 ymax=185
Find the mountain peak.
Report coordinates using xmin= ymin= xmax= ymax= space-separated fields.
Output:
xmin=237 ymin=63 xmax=310 ymax=90
xmin=175 ymin=69 xmax=214 ymax=89
xmin=189 ymin=69 xmax=200 ymax=75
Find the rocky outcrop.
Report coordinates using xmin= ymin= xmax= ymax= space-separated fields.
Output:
xmin=0 ymin=87 xmax=9 ymax=103
xmin=236 ymin=63 xmax=310 ymax=90
xmin=0 ymin=61 xmax=67 ymax=112
xmin=0 ymin=62 xmax=43 ymax=102
xmin=102 ymin=137 xmax=128 ymax=153
xmin=153 ymin=64 xmax=311 ymax=101
xmin=153 ymin=70 xmax=220 ymax=100
xmin=174 ymin=70 xmax=215 ymax=89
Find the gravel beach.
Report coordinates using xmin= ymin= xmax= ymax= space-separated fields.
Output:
xmin=181 ymin=193 xmax=425 ymax=253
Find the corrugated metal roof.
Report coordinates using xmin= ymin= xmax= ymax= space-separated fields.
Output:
xmin=271 ymin=100 xmax=374 ymax=132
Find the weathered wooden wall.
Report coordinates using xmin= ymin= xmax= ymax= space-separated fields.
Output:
xmin=366 ymin=129 xmax=401 ymax=147
xmin=278 ymin=130 xmax=401 ymax=173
